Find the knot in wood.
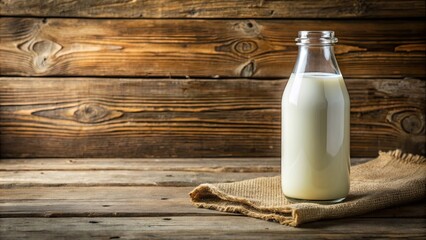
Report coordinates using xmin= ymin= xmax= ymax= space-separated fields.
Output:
xmin=387 ymin=109 xmax=425 ymax=135
xmin=232 ymin=20 xmax=261 ymax=36
xmin=234 ymin=40 xmax=258 ymax=54
xmin=74 ymin=103 xmax=110 ymax=123
xmin=401 ymin=113 xmax=424 ymax=135
xmin=240 ymin=60 xmax=256 ymax=77
xmin=31 ymin=39 xmax=62 ymax=73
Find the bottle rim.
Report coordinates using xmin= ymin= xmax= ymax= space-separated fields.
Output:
xmin=296 ymin=31 xmax=338 ymax=46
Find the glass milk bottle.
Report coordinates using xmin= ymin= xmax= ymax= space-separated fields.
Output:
xmin=281 ymin=31 xmax=350 ymax=203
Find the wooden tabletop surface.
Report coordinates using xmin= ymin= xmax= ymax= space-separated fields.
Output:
xmin=0 ymin=158 xmax=424 ymax=239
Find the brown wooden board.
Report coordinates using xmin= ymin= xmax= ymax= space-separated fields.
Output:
xmin=0 ymin=158 xmax=371 ymax=171
xmin=1 ymin=18 xmax=425 ymax=78
xmin=0 ymin=158 xmax=422 ymax=219
xmin=0 ymin=217 xmax=424 ymax=240
xmin=0 ymin=186 xmax=230 ymax=217
xmin=0 ymin=158 xmax=371 ymax=188
xmin=0 ymin=158 xmax=424 ymax=239
xmin=1 ymin=77 xmax=424 ymax=158
xmin=0 ymin=186 xmax=423 ymax=218
xmin=0 ymin=170 xmax=279 ymax=188
xmin=0 ymin=0 xmax=424 ymax=19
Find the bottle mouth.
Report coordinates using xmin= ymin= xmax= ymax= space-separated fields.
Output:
xmin=296 ymin=31 xmax=338 ymax=46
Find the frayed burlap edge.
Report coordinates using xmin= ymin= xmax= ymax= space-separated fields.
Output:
xmin=379 ymin=149 xmax=426 ymax=164
xmin=189 ymin=182 xmax=297 ymax=226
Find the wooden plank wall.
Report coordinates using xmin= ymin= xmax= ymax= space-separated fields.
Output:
xmin=0 ymin=0 xmax=425 ymax=158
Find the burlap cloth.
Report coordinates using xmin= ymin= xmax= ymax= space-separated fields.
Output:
xmin=189 ymin=150 xmax=426 ymax=226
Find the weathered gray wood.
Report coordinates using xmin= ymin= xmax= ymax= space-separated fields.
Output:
xmin=0 ymin=158 xmax=280 ymax=172
xmin=0 ymin=158 xmax=372 ymax=187
xmin=0 ymin=186 xmax=232 ymax=217
xmin=1 ymin=0 xmax=424 ymax=18
xmin=0 ymin=217 xmax=424 ymax=240
xmin=0 ymin=158 xmax=372 ymax=171
xmin=0 ymin=170 xmax=278 ymax=188
xmin=1 ymin=18 xmax=425 ymax=77
xmin=0 ymin=186 xmax=423 ymax=218
xmin=0 ymin=157 xmax=423 ymax=238
xmin=1 ymin=78 xmax=424 ymax=158
xmin=0 ymin=158 xmax=373 ymax=187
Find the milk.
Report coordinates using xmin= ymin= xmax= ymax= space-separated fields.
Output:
xmin=281 ymin=72 xmax=350 ymax=201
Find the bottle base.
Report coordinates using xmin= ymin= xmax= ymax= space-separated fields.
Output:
xmin=285 ymin=195 xmax=346 ymax=204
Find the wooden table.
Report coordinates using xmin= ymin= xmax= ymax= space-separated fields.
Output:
xmin=0 ymin=158 xmax=424 ymax=239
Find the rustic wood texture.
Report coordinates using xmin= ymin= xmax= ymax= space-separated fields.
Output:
xmin=0 ymin=158 xmax=281 ymax=172
xmin=0 ymin=186 xmax=232 ymax=217
xmin=0 ymin=158 xmax=371 ymax=188
xmin=1 ymin=77 xmax=424 ymax=158
xmin=0 ymin=170 xmax=278 ymax=187
xmin=1 ymin=18 xmax=425 ymax=78
xmin=0 ymin=158 xmax=424 ymax=240
xmin=1 ymin=158 xmax=422 ymax=219
xmin=0 ymin=158 xmax=371 ymax=171
xmin=1 ymin=2 xmax=424 ymax=239
xmin=1 ymin=217 xmax=425 ymax=240
xmin=1 ymin=0 xmax=425 ymax=18
xmin=1 ymin=186 xmax=423 ymax=218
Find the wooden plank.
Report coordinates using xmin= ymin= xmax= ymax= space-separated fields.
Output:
xmin=0 ymin=186 xmax=423 ymax=218
xmin=0 ymin=217 xmax=424 ymax=240
xmin=0 ymin=78 xmax=424 ymax=158
xmin=0 ymin=158 xmax=372 ymax=172
xmin=0 ymin=186 xmax=232 ymax=217
xmin=0 ymin=0 xmax=424 ymax=18
xmin=0 ymin=158 xmax=375 ymax=187
xmin=0 ymin=18 xmax=425 ymax=78
xmin=0 ymin=170 xmax=278 ymax=188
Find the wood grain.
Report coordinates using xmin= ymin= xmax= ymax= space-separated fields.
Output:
xmin=0 ymin=157 xmax=424 ymax=239
xmin=0 ymin=158 xmax=372 ymax=187
xmin=0 ymin=158 xmax=372 ymax=172
xmin=0 ymin=186 xmax=423 ymax=218
xmin=1 ymin=77 xmax=424 ymax=158
xmin=0 ymin=0 xmax=424 ymax=18
xmin=0 ymin=170 xmax=278 ymax=188
xmin=0 ymin=186 xmax=229 ymax=217
xmin=0 ymin=217 xmax=425 ymax=240
xmin=0 ymin=158 xmax=281 ymax=172
xmin=1 ymin=18 xmax=425 ymax=78
xmin=1 ymin=2 xmax=424 ymax=239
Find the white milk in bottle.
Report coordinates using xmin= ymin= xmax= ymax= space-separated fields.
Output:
xmin=281 ymin=31 xmax=350 ymax=203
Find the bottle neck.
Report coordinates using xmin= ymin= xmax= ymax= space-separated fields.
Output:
xmin=292 ymin=45 xmax=341 ymax=75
